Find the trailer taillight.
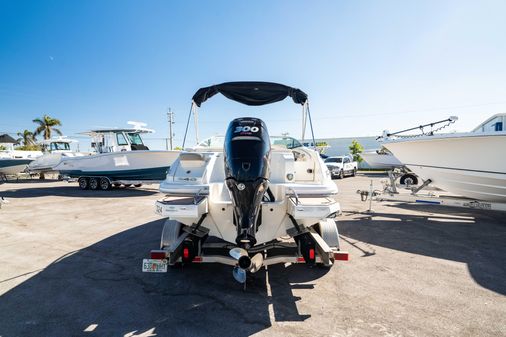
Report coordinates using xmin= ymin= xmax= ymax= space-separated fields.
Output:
xmin=296 ymin=257 xmax=305 ymax=263
xmin=334 ymin=251 xmax=349 ymax=261
xmin=192 ymin=256 xmax=203 ymax=263
xmin=150 ymin=250 xmax=167 ymax=259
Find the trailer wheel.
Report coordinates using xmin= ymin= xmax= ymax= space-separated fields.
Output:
xmin=124 ymin=184 xmax=132 ymax=187
xmin=89 ymin=177 xmax=99 ymax=190
xmin=134 ymin=184 xmax=142 ymax=188
xmin=317 ymin=219 xmax=340 ymax=249
xmin=161 ymin=219 xmax=182 ymax=249
xmin=99 ymin=177 xmax=111 ymax=190
xmin=315 ymin=218 xmax=340 ymax=267
xmin=78 ymin=177 xmax=89 ymax=190
xmin=400 ymin=173 xmax=418 ymax=186
xmin=113 ymin=183 xmax=121 ymax=188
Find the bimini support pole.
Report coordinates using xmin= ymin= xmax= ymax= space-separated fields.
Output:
xmin=301 ymin=103 xmax=307 ymax=142
xmin=306 ymin=102 xmax=317 ymax=151
xmin=193 ymin=104 xmax=199 ymax=144
xmin=182 ymin=102 xmax=196 ymax=148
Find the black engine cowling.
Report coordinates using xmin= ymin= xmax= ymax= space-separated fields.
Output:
xmin=224 ymin=117 xmax=271 ymax=248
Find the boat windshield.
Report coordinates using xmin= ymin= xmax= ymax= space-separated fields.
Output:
xmin=50 ymin=142 xmax=71 ymax=151
xmin=325 ymin=157 xmax=343 ymax=163
xmin=195 ymin=135 xmax=303 ymax=150
xmin=271 ymin=136 xmax=302 ymax=149
xmin=127 ymin=133 xmax=144 ymax=145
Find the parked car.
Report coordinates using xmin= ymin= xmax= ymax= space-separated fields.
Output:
xmin=324 ymin=155 xmax=358 ymax=179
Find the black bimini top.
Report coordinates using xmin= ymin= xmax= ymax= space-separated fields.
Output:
xmin=192 ymin=81 xmax=308 ymax=107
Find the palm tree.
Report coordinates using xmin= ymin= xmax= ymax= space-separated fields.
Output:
xmin=16 ymin=129 xmax=37 ymax=146
xmin=33 ymin=114 xmax=63 ymax=140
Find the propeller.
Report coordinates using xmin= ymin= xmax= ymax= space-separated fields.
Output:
xmin=229 ymin=248 xmax=264 ymax=284
xmin=232 ymin=266 xmax=247 ymax=284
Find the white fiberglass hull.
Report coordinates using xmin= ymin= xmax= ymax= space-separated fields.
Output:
xmin=0 ymin=159 xmax=34 ymax=175
xmin=27 ymin=152 xmax=87 ymax=173
xmin=384 ymin=133 xmax=506 ymax=202
xmin=54 ymin=150 xmax=180 ymax=181
xmin=0 ymin=150 xmax=41 ymax=175
xmin=360 ymin=151 xmax=403 ymax=169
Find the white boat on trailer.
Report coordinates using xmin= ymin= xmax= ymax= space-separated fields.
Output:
xmin=360 ymin=148 xmax=403 ymax=169
xmin=0 ymin=134 xmax=42 ymax=177
xmin=359 ymin=115 xmax=506 ymax=212
xmin=54 ymin=122 xmax=179 ymax=190
xmin=27 ymin=137 xmax=86 ymax=174
xmin=383 ymin=115 xmax=506 ymax=203
xmin=143 ymin=81 xmax=348 ymax=286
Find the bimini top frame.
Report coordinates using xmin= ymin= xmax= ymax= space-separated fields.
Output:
xmin=182 ymin=81 xmax=316 ymax=149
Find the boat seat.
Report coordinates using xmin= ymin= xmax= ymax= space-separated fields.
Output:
xmin=281 ymin=182 xmax=338 ymax=197
xmin=159 ymin=182 xmax=209 ymax=196
xmin=179 ymin=152 xmax=207 ymax=168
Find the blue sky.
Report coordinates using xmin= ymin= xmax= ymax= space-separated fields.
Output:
xmin=1 ymin=0 xmax=506 ymax=149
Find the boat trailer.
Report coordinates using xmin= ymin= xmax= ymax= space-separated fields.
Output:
xmin=357 ymin=170 xmax=506 ymax=212
xmin=61 ymin=175 xmax=160 ymax=190
xmin=143 ymin=195 xmax=349 ymax=283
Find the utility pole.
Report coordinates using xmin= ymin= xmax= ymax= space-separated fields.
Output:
xmin=167 ymin=108 xmax=174 ymax=150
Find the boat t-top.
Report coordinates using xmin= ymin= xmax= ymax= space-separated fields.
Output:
xmin=54 ymin=122 xmax=180 ymax=190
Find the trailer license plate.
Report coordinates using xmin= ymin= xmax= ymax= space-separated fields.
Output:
xmin=142 ymin=259 xmax=167 ymax=273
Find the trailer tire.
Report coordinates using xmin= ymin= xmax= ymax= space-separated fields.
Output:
xmin=89 ymin=177 xmax=99 ymax=190
xmin=99 ymin=177 xmax=111 ymax=190
xmin=400 ymin=173 xmax=418 ymax=186
xmin=124 ymin=184 xmax=132 ymax=187
xmin=316 ymin=219 xmax=340 ymax=267
xmin=134 ymin=184 xmax=142 ymax=188
xmin=161 ymin=219 xmax=182 ymax=249
xmin=78 ymin=177 xmax=89 ymax=190
xmin=317 ymin=218 xmax=340 ymax=249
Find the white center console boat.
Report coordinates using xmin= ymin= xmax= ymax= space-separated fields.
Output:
xmin=54 ymin=122 xmax=179 ymax=190
xmin=383 ymin=115 xmax=506 ymax=203
xmin=27 ymin=137 xmax=86 ymax=175
xmin=0 ymin=134 xmax=42 ymax=176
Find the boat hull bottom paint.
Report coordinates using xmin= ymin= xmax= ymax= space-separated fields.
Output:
xmin=59 ymin=166 xmax=171 ymax=181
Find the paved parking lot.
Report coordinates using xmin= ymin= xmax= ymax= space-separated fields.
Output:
xmin=0 ymin=175 xmax=505 ymax=337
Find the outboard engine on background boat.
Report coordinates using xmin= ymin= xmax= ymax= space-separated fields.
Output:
xmin=224 ymin=117 xmax=271 ymax=249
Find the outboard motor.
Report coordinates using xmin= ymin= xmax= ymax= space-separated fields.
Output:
xmin=224 ymin=117 xmax=271 ymax=249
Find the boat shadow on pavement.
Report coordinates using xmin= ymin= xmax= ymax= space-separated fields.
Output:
xmin=0 ymin=219 xmax=328 ymax=337
xmin=339 ymin=203 xmax=506 ymax=295
xmin=0 ymin=185 xmax=159 ymax=198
